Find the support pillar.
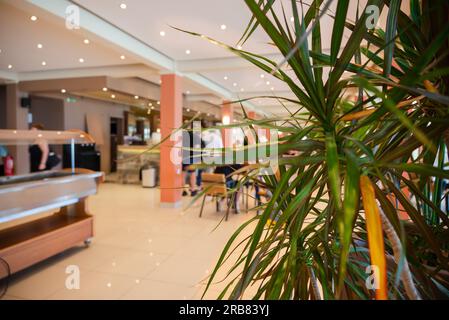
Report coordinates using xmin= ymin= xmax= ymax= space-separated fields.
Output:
xmin=246 ymin=111 xmax=257 ymax=145
xmin=159 ymin=74 xmax=183 ymax=208
xmin=221 ymin=101 xmax=234 ymax=147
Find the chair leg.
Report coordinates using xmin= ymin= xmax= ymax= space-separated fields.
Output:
xmin=215 ymin=196 xmax=220 ymax=212
xmin=225 ymin=198 xmax=231 ymax=221
xmin=199 ymin=195 xmax=206 ymax=218
xmin=245 ymin=187 xmax=249 ymax=212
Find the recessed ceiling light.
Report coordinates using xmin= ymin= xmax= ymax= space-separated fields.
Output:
xmin=266 ymin=81 xmax=270 ymax=85
xmin=157 ymin=101 xmax=160 ymax=105
xmin=148 ymin=102 xmax=152 ymax=107
xmin=159 ymin=31 xmax=166 ymax=37
xmin=61 ymin=89 xmax=66 ymax=93
xmin=270 ymin=87 xmax=275 ymax=91
xmin=30 ymin=15 xmax=38 ymax=22
xmin=150 ymin=106 xmax=155 ymax=110
xmin=260 ymin=74 xmax=265 ymax=78
xmin=134 ymin=95 xmax=139 ymax=99
xmin=120 ymin=3 xmax=127 ymax=9
xmin=185 ymin=49 xmax=191 ymax=55
xmin=240 ymin=88 xmax=244 ymax=92
xmin=220 ymin=24 xmax=227 ymax=30
xmin=102 ymin=87 xmax=108 ymax=92
xmin=224 ymin=76 xmax=228 ymax=80
xmin=79 ymin=58 xmax=85 ymax=63
xmin=41 ymin=61 xmax=47 ymax=66
xmin=186 ymin=91 xmax=190 ymax=94
xmin=83 ymin=39 xmax=90 ymax=45
xmin=37 ymin=43 xmax=43 ymax=49
xmin=233 ymin=82 xmax=237 ymax=87
xmin=111 ymin=94 xmax=116 ymax=99
xmin=186 ymin=108 xmax=190 ymax=112
xmin=120 ymin=55 xmax=126 ymax=60
xmin=7 ymin=64 xmax=12 ymax=69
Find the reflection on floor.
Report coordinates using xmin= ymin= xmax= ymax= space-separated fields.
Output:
xmin=2 ymin=183 xmax=256 ymax=300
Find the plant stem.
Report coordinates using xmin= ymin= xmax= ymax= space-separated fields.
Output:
xmin=378 ymin=206 xmax=422 ymax=300
xmin=307 ymin=266 xmax=322 ymax=300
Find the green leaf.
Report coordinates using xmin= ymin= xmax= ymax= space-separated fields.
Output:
xmin=337 ymin=151 xmax=360 ymax=297
xmin=325 ymin=132 xmax=342 ymax=211
xmin=330 ymin=0 xmax=349 ymax=64
xmin=383 ymin=0 xmax=401 ymax=79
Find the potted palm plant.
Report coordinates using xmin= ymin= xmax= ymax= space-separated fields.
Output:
xmin=179 ymin=0 xmax=449 ymax=299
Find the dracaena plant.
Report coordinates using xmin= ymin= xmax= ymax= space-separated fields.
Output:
xmin=178 ymin=0 xmax=449 ymax=299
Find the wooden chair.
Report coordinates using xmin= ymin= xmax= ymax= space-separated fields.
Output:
xmin=198 ymin=173 xmax=232 ymax=221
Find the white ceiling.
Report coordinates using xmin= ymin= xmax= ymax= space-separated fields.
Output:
xmin=0 ymin=0 xmax=410 ymax=116
xmin=0 ymin=1 xmax=138 ymax=72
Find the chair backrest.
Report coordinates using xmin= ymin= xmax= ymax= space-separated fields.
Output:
xmin=202 ymin=173 xmax=227 ymax=196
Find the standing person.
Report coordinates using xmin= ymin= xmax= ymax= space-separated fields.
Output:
xmin=29 ymin=124 xmax=49 ymax=172
xmin=0 ymin=144 xmax=8 ymax=176
xmin=29 ymin=123 xmax=60 ymax=173
xmin=195 ymin=120 xmax=209 ymax=189
xmin=182 ymin=123 xmax=198 ymax=196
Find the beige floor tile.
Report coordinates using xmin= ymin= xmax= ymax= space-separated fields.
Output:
xmin=4 ymin=183 xmax=254 ymax=300
xmin=120 ymin=279 xmax=197 ymax=300
xmin=0 ymin=295 xmax=23 ymax=300
xmin=47 ymin=271 xmax=136 ymax=300
xmin=131 ymin=233 xmax=193 ymax=254
xmin=7 ymin=262 xmax=79 ymax=299
xmin=54 ymin=243 xmax=135 ymax=271
xmin=146 ymin=255 xmax=213 ymax=287
xmin=93 ymin=250 xmax=169 ymax=278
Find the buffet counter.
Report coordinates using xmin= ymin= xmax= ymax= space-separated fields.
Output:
xmin=0 ymin=129 xmax=103 ymax=276
xmin=117 ymin=144 xmax=160 ymax=184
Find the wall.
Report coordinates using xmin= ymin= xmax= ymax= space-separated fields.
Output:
xmin=0 ymin=85 xmax=6 ymax=129
xmin=29 ymin=96 xmax=64 ymax=130
xmin=63 ymin=96 xmax=129 ymax=173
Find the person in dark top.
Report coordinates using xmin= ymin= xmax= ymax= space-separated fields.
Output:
xmin=28 ymin=123 xmax=61 ymax=173
xmin=182 ymin=123 xmax=202 ymax=196
xmin=196 ymin=120 xmax=209 ymax=189
xmin=29 ymin=123 xmax=50 ymax=172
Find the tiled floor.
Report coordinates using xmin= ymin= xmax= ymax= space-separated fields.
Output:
xmin=1 ymin=183 xmax=256 ymax=300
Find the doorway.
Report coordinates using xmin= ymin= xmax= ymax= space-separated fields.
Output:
xmin=110 ymin=117 xmax=124 ymax=172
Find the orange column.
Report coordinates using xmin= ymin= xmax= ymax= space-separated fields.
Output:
xmin=247 ymin=111 xmax=257 ymax=144
xmin=221 ymin=101 xmax=234 ymax=147
xmin=247 ymin=111 xmax=257 ymax=120
xmin=160 ymin=74 xmax=183 ymax=208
